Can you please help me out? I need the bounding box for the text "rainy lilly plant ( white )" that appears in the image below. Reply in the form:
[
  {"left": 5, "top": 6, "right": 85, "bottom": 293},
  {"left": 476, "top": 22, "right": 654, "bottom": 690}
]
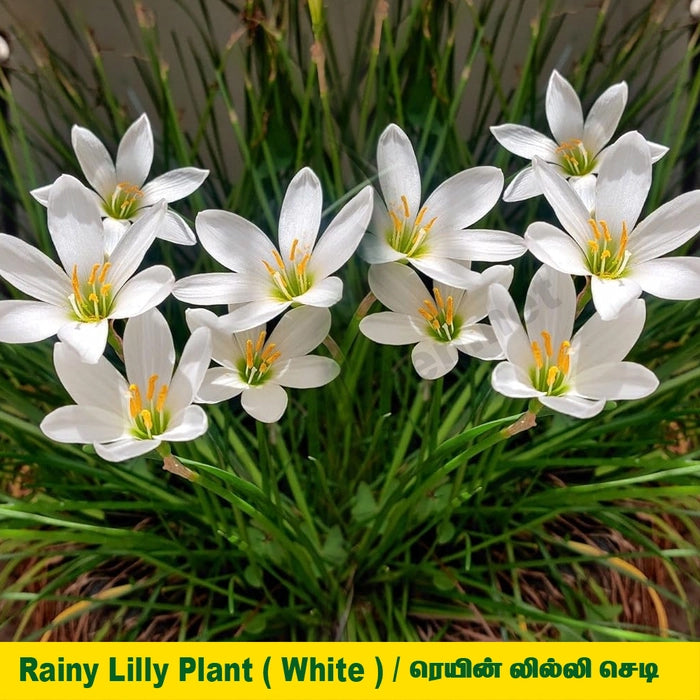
[
  {"left": 173, "top": 167, "right": 373, "bottom": 332},
  {"left": 359, "top": 262, "right": 510, "bottom": 379},
  {"left": 186, "top": 305, "right": 339, "bottom": 423},
  {"left": 0, "top": 175, "right": 174, "bottom": 363},
  {"left": 526, "top": 131, "right": 700, "bottom": 320},
  {"left": 31, "top": 114, "right": 209, "bottom": 251},
  {"left": 40, "top": 308, "right": 212, "bottom": 462},
  {"left": 491, "top": 69, "right": 667, "bottom": 202},
  {"left": 361, "top": 123, "right": 526, "bottom": 288},
  {"left": 487, "top": 265, "right": 659, "bottom": 418}
]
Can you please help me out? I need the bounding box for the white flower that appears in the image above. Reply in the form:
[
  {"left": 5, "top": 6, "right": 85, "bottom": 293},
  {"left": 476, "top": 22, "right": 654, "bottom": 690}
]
[
  {"left": 361, "top": 123, "right": 526, "bottom": 288},
  {"left": 359, "top": 262, "right": 510, "bottom": 379},
  {"left": 488, "top": 265, "right": 658, "bottom": 418},
  {"left": 491, "top": 70, "right": 668, "bottom": 202},
  {"left": 0, "top": 175, "right": 174, "bottom": 363},
  {"left": 173, "top": 167, "right": 373, "bottom": 331},
  {"left": 186, "top": 305, "right": 339, "bottom": 423},
  {"left": 40, "top": 308, "right": 211, "bottom": 462},
  {"left": 525, "top": 131, "right": 700, "bottom": 320},
  {"left": 31, "top": 114, "right": 208, "bottom": 250}
]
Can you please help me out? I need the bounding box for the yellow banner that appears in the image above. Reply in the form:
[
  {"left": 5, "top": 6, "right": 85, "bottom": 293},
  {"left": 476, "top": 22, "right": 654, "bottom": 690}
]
[{"left": 0, "top": 642, "right": 698, "bottom": 700}]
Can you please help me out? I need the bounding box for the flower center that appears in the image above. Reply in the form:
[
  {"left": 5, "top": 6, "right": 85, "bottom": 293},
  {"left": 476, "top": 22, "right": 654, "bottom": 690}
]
[
  {"left": 129, "top": 374, "right": 170, "bottom": 439},
  {"left": 529, "top": 330, "right": 570, "bottom": 396},
  {"left": 262, "top": 239, "right": 312, "bottom": 301},
  {"left": 585, "top": 218, "right": 630, "bottom": 279},
  {"left": 68, "top": 261, "right": 114, "bottom": 322},
  {"left": 387, "top": 195, "right": 436, "bottom": 257},
  {"left": 238, "top": 330, "right": 281, "bottom": 386},
  {"left": 556, "top": 139, "right": 595, "bottom": 177},
  {"left": 104, "top": 181, "right": 144, "bottom": 220},
  {"left": 417, "top": 286, "right": 460, "bottom": 342}
]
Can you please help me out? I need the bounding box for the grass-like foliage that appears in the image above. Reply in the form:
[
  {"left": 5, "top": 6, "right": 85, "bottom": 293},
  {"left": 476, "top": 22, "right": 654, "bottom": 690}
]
[{"left": 0, "top": 0, "right": 698, "bottom": 641}]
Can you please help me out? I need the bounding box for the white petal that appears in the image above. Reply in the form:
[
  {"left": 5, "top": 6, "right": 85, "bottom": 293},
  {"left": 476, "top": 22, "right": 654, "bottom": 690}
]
[
  {"left": 269, "top": 305, "right": 331, "bottom": 358},
  {"left": 524, "top": 265, "right": 576, "bottom": 350},
  {"left": 524, "top": 222, "right": 590, "bottom": 276},
  {"left": 108, "top": 203, "right": 166, "bottom": 290},
  {"left": 546, "top": 70, "right": 584, "bottom": 144},
  {"left": 422, "top": 166, "right": 503, "bottom": 230},
  {"left": 491, "top": 361, "right": 539, "bottom": 398},
  {"left": 503, "top": 167, "right": 543, "bottom": 202},
  {"left": 377, "top": 124, "right": 422, "bottom": 220},
  {"left": 30, "top": 183, "right": 53, "bottom": 206},
  {"left": 168, "top": 327, "right": 212, "bottom": 411},
  {"left": 278, "top": 167, "right": 323, "bottom": 256},
  {"left": 275, "top": 356, "right": 339, "bottom": 388},
  {"left": 103, "top": 217, "right": 130, "bottom": 254},
  {"left": 629, "top": 257, "right": 700, "bottom": 301},
  {"left": 95, "top": 438, "right": 161, "bottom": 462},
  {"left": 41, "top": 405, "right": 125, "bottom": 443},
  {"left": 309, "top": 186, "right": 373, "bottom": 277},
  {"left": 595, "top": 131, "right": 651, "bottom": 232},
  {"left": 115, "top": 114, "right": 153, "bottom": 187},
  {"left": 488, "top": 285, "right": 532, "bottom": 369},
  {"left": 110, "top": 265, "right": 174, "bottom": 319},
  {"left": 627, "top": 191, "right": 700, "bottom": 263},
  {"left": 220, "top": 299, "right": 290, "bottom": 332},
  {"left": 533, "top": 159, "right": 592, "bottom": 248},
  {"left": 360, "top": 231, "right": 404, "bottom": 264},
  {"left": 411, "top": 256, "right": 483, "bottom": 288},
  {"left": 53, "top": 341, "right": 129, "bottom": 412},
  {"left": 173, "top": 272, "right": 269, "bottom": 306},
  {"left": 71, "top": 124, "right": 116, "bottom": 198},
  {"left": 0, "top": 234, "right": 70, "bottom": 304},
  {"left": 583, "top": 81, "right": 627, "bottom": 154},
  {"left": 368, "top": 262, "right": 429, "bottom": 315},
  {"left": 430, "top": 228, "right": 526, "bottom": 262},
  {"left": 57, "top": 319, "right": 109, "bottom": 364},
  {"left": 411, "top": 340, "right": 459, "bottom": 379},
  {"left": 490, "top": 124, "right": 559, "bottom": 160},
  {"left": 196, "top": 367, "right": 245, "bottom": 403},
  {"left": 453, "top": 264, "right": 514, "bottom": 324},
  {"left": 574, "top": 362, "right": 658, "bottom": 400},
  {"left": 185, "top": 309, "right": 236, "bottom": 366},
  {"left": 195, "top": 209, "right": 276, "bottom": 272},
  {"left": 569, "top": 174, "right": 596, "bottom": 215},
  {"left": 648, "top": 141, "right": 669, "bottom": 162},
  {"left": 141, "top": 167, "right": 208, "bottom": 204},
  {"left": 160, "top": 405, "right": 209, "bottom": 441},
  {"left": 293, "top": 276, "right": 343, "bottom": 307},
  {"left": 0, "top": 300, "right": 68, "bottom": 343},
  {"left": 590, "top": 275, "right": 642, "bottom": 321},
  {"left": 47, "top": 174, "right": 105, "bottom": 274},
  {"left": 539, "top": 394, "right": 604, "bottom": 418},
  {"left": 241, "top": 383, "right": 288, "bottom": 423},
  {"left": 158, "top": 210, "right": 196, "bottom": 245},
  {"left": 123, "top": 308, "right": 175, "bottom": 390},
  {"left": 359, "top": 312, "right": 424, "bottom": 345},
  {"left": 455, "top": 324, "right": 504, "bottom": 360},
  {"left": 571, "top": 299, "right": 645, "bottom": 369}
]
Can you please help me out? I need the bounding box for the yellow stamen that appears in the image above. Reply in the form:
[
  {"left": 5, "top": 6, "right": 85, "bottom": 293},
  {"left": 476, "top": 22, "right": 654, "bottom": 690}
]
[
  {"left": 262, "top": 259, "right": 276, "bottom": 275},
  {"left": 600, "top": 220, "right": 611, "bottom": 242},
  {"left": 616, "top": 221, "right": 629, "bottom": 260},
  {"left": 98, "top": 262, "right": 111, "bottom": 284},
  {"left": 587, "top": 240, "right": 599, "bottom": 252},
  {"left": 87, "top": 263, "right": 101, "bottom": 285},
  {"left": 547, "top": 366, "right": 560, "bottom": 387},
  {"left": 129, "top": 384, "right": 142, "bottom": 417},
  {"left": 266, "top": 351, "right": 281, "bottom": 365},
  {"left": 88, "top": 292, "right": 99, "bottom": 304},
  {"left": 424, "top": 216, "right": 438, "bottom": 231},
  {"left": 541, "top": 330, "right": 553, "bottom": 358},
  {"left": 389, "top": 210, "right": 403, "bottom": 231},
  {"left": 296, "top": 252, "right": 311, "bottom": 276},
  {"left": 259, "top": 362, "right": 268, "bottom": 374},
  {"left": 100, "top": 284, "right": 112, "bottom": 298},
  {"left": 601, "top": 249, "right": 611, "bottom": 260},
  {"left": 261, "top": 342, "right": 277, "bottom": 361},
  {"left": 289, "top": 238, "right": 299, "bottom": 261},
  {"left": 418, "top": 307, "right": 434, "bottom": 322},
  {"left": 557, "top": 340, "right": 571, "bottom": 375},
  {"left": 156, "top": 385, "right": 168, "bottom": 413},
  {"left": 531, "top": 341, "right": 543, "bottom": 369},
  {"left": 433, "top": 286, "right": 444, "bottom": 310},
  {"left": 588, "top": 219, "right": 601, "bottom": 240},
  {"left": 246, "top": 339, "right": 254, "bottom": 369},
  {"left": 401, "top": 194, "right": 410, "bottom": 219},
  {"left": 71, "top": 265, "right": 83, "bottom": 302},
  {"left": 140, "top": 409, "right": 153, "bottom": 431},
  {"left": 414, "top": 206, "right": 427, "bottom": 229},
  {"left": 423, "top": 299, "right": 438, "bottom": 317},
  {"left": 445, "top": 296, "right": 454, "bottom": 325},
  {"left": 431, "top": 319, "right": 440, "bottom": 330},
  {"left": 255, "top": 330, "right": 267, "bottom": 353},
  {"left": 272, "top": 249, "right": 285, "bottom": 270},
  {"left": 147, "top": 374, "right": 159, "bottom": 401}
]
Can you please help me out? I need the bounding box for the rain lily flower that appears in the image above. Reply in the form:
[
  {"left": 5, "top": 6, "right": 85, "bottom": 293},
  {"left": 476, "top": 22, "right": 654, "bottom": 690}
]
[
  {"left": 186, "top": 305, "right": 339, "bottom": 423},
  {"left": 491, "top": 70, "right": 667, "bottom": 202},
  {"left": 359, "top": 262, "right": 510, "bottom": 379},
  {"left": 31, "top": 113, "right": 208, "bottom": 250},
  {"left": 40, "top": 308, "right": 211, "bottom": 462},
  {"left": 525, "top": 131, "right": 700, "bottom": 320},
  {"left": 173, "top": 167, "right": 373, "bottom": 331},
  {"left": 361, "top": 123, "right": 526, "bottom": 288},
  {"left": 488, "top": 265, "right": 658, "bottom": 418},
  {"left": 0, "top": 175, "right": 174, "bottom": 363}
]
